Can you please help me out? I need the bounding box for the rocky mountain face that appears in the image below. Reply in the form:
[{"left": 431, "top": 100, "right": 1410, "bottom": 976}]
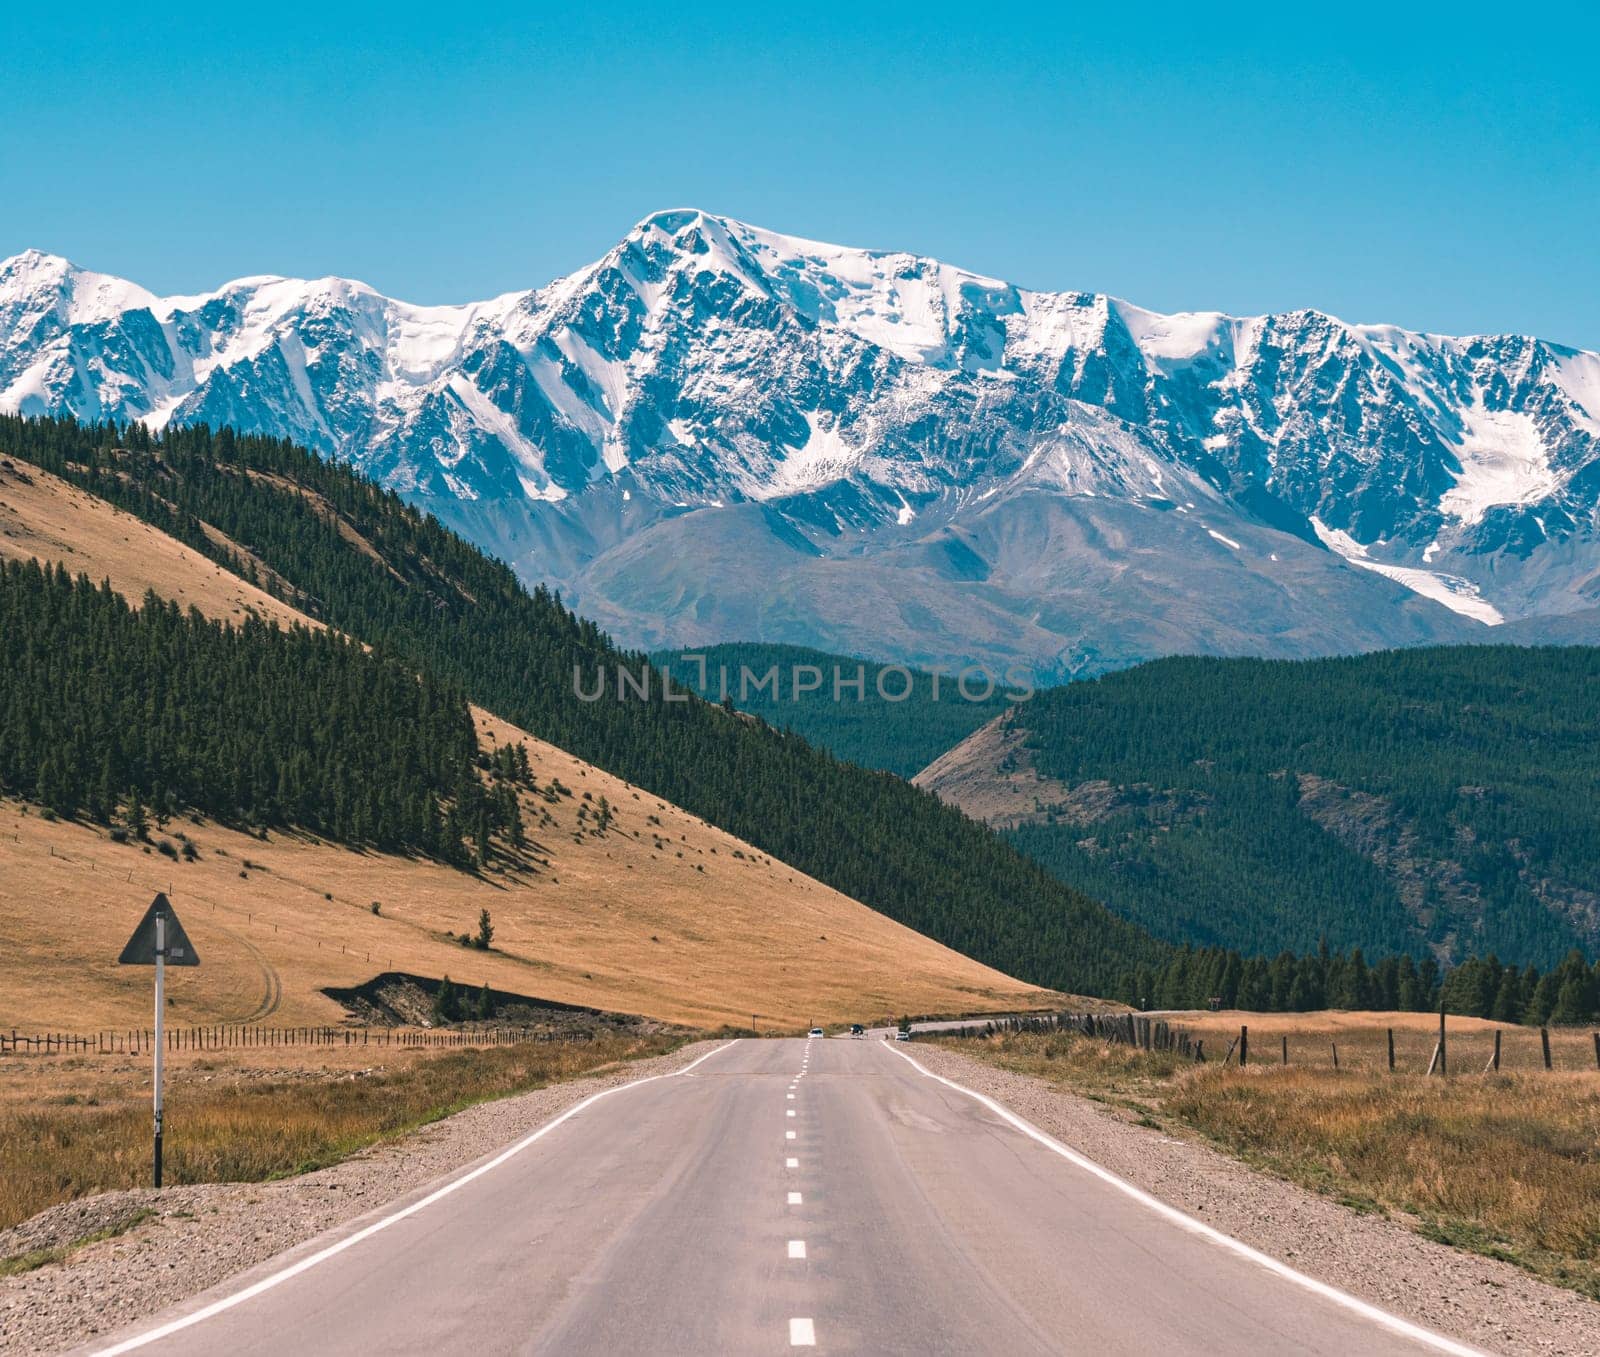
[{"left": 5, "top": 212, "right": 1599, "bottom": 678}]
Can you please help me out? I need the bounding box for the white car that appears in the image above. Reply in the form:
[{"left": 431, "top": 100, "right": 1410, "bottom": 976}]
[
  {"left": 808, "top": 1027, "right": 825, "bottom": 1038},
  {"left": 894, "top": 1029, "right": 911, "bottom": 1041}
]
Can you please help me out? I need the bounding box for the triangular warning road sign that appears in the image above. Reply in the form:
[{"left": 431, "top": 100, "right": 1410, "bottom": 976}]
[{"left": 117, "top": 893, "right": 200, "bottom": 966}]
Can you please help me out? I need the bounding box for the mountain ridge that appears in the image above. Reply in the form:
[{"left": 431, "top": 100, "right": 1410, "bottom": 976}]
[{"left": 6, "top": 213, "right": 1600, "bottom": 676}]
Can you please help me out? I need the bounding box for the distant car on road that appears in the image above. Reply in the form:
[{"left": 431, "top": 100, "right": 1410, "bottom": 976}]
[
  {"left": 808, "top": 1027, "right": 825, "bottom": 1038},
  {"left": 850, "top": 1024, "right": 865, "bottom": 1038},
  {"left": 894, "top": 1029, "right": 911, "bottom": 1041}
]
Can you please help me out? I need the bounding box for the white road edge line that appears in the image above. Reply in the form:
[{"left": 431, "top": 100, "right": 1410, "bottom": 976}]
[
  {"left": 790, "top": 1317, "right": 816, "bottom": 1346},
  {"left": 91, "top": 1040, "right": 739, "bottom": 1357},
  {"left": 884, "top": 1044, "right": 1490, "bottom": 1357}
]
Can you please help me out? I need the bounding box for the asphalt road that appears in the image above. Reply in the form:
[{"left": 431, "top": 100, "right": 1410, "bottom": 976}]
[{"left": 88, "top": 1037, "right": 1482, "bottom": 1357}]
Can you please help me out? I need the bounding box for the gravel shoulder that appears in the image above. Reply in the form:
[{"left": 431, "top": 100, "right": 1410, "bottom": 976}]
[
  {"left": 0, "top": 1040, "right": 718, "bottom": 1356},
  {"left": 911, "top": 1041, "right": 1600, "bottom": 1357}
]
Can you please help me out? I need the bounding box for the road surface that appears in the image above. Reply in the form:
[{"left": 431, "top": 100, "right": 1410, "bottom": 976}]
[{"left": 87, "top": 1037, "right": 1483, "bottom": 1356}]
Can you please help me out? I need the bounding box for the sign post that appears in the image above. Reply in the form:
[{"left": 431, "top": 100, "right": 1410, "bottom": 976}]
[{"left": 118, "top": 893, "right": 199, "bottom": 1187}]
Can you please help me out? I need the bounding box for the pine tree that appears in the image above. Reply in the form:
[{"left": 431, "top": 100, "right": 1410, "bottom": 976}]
[
  {"left": 432, "top": 975, "right": 458, "bottom": 1025},
  {"left": 124, "top": 793, "right": 149, "bottom": 842}
]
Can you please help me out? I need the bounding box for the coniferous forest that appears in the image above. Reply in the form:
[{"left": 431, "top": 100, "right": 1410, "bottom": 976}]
[
  {"left": 650, "top": 642, "right": 1011, "bottom": 777},
  {"left": 1004, "top": 649, "right": 1600, "bottom": 968},
  {"left": 1135, "top": 941, "right": 1600, "bottom": 1025},
  {"left": 0, "top": 557, "right": 523, "bottom": 866}
]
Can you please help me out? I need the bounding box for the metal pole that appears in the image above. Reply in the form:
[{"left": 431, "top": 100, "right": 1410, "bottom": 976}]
[{"left": 154, "top": 909, "right": 165, "bottom": 1188}]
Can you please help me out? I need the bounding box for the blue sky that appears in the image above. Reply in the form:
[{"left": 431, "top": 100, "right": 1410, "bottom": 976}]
[{"left": 5, "top": 3, "right": 1597, "bottom": 347}]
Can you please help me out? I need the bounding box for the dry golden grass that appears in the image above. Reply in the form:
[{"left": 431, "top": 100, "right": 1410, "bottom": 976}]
[
  {"left": 0, "top": 463, "right": 1054, "bottom": 1034},
  {"left": 0, "top": 1033, "right": 682, "bottom": 1233},
  {"left": 0, "top": 462, "right": 311, "bottom": 630},
  {"left": 941, "top": 1026, "right": 1600, "bottom": 1299}
]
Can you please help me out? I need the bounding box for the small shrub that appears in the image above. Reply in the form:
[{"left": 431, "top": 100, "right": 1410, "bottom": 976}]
[{"left": 156, "top": 840, "right": 178, "bottom": 860}]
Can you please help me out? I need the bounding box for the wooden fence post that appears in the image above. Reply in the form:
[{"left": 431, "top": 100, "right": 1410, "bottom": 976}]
[
  {"left": 1239, "top": 1025, "right": 1248, "bottom": 1067},
  {"left": 1281, "top": 1035, "right": 1288, "bottom": 1065},
  {"left": 1593, "top": 1032, "right": 1600, "bottom": 1071},
  {"left": 1438, "top": 1003, "right": 1447, "bottom": 1077},
  {"left": 1331, "top": 1042, "right": 1339, "bottom": 1070},
  {"left": 1387, "top": 1027, "right": 1395, "bottom": 1073},
  {"left": 1541, "top": 1027, "right": 1552, "bottom": 1071},
  {"left": 1491, "top": 1028, "right": 1501, "bottom": 1073}
]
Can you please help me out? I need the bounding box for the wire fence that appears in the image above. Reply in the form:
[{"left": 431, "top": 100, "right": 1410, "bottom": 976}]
[
  {"left": 1, "top": 1024, "right": 598, "bottom": 1056},
  {"left": 976, "top": 1011, "right": 1600, "bottom": 1074}
]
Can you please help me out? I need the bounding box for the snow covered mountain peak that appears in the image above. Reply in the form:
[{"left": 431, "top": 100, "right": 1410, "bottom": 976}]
[{"left": 3, "top": 218, "right": 1600, "bottom": 672}]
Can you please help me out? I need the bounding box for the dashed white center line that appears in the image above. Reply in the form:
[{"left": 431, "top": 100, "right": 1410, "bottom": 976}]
[
  {"left": 786, "top": 1157, "right": 799, "bottom": 1168},
  {"left": 788, "top": 1191, "right": 803, "bottom": 1205},
  {"left": 786, "top": 1130, "right": 796, "bottom": 1140},
  {"left": 790, "top": 1317, "right": 816, "bottom": 1347},
  {"left": 788, "top": 1239, "right": 807, "bottom": 1259},
  {"left": 787, "top": 1093, "right": 795, "bottom": 1099},
  {"left": 787, "top": 1109, "right": 796, "bottom": 1117}
]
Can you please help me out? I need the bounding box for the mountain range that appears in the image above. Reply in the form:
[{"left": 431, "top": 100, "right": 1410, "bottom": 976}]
[{"left": 6, "top": 211, "right": 1600, "bottom": 678}]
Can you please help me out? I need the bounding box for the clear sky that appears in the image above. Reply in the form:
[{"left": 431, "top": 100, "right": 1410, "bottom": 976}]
[{"left": 5, "top": 3, "right": 1597, "bottom": 347}]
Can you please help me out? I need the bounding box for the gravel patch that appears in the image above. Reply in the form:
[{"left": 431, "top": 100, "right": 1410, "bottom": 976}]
[
  {"left": 0, "top": 1040, "right": 717, "bottom": 1356},
  {"left": 910, "top": 1042, "right": 1600, "bottom": 1356}
]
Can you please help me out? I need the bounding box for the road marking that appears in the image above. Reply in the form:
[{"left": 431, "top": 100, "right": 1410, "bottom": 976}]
[
  {"left": 788, "top": 1191, "right": 803, "bottom": 1204},
  {"left": 786, "top": 1130, "right": 796, "bottom": 1139},
  {"left": 787, "top": 1109, "right": 796, "bottom": 1117},
  {"left": 790, "top": 1317, "right": 816, "bottom": 1346},
  {"left": 788, "top": 1239, "right": 807, "bottom": 1259},
  {"left": 787, "top": 1093, "right": 795, "bottom": 1099},
  {"left": 89, "top": 1040, "right": 739, "bottom": 1356},
  {"left": 786, "top": 1157, "right": 799, "bottom": 1168},
  {"left": 883, "top": 1044, "right": 1489, "bottom": 1357}
]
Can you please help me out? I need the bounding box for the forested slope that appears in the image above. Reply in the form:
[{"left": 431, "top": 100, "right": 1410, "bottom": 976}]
[
  {"left": 0, "top": 557, "right": 523, "bottom": 864},
  {"left": 988, "top": 649, "right": 1600, "bottom": 968},
  {"left": 650, "top": 642, "right": 1010, "bottom": 777},
  {"left": 1, "top": 415, "right": 1160, "bottom": 999}
]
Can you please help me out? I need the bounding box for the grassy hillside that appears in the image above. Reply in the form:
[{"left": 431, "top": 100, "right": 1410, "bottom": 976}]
[
  {"left": 1, "top": 416, "right": 1159, "bottom": 999},
  {"left": 650, "top": 642, "right": 1011, "bottom": 776},
  {"left": 922, "top": 649, "right": 1600, "bottom": 968},
  {"left": 0, "top": 461, "right": 1052, "bottom": 1030}
]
